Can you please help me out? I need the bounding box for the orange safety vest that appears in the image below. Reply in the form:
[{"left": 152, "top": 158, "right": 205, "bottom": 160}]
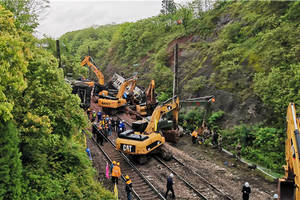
[
  {"left": 112, "top": 165, "right": 121, "bottom": 177},
  {"left": 192, "top": 131, "right": 198, "bottom": 137}
]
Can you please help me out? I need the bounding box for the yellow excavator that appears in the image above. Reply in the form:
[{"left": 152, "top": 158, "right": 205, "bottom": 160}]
[
  {"left": 116, "top": 96, "right": 179, "bottom": 163},
  {"left": 98, "top": 77, "right": 137, "bottom": 111},
  {"left": 279, "top": 103, "right": 300, "bottom": 200},
  {"left": 136, "top": 80, "right": 157, "bottom": 116},
  {"left": 81, "top": 56, "right": 108, "bottom": 96}
]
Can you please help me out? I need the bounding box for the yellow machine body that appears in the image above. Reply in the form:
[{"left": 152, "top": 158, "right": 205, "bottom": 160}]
[
  {"left": 136, "top": 104, "right": 147, "bottom": 116},
  {"left": 116, "top": 132, "right": 165, "bottom": 155},
  {"left": 116, "top": 97, "right": 179, "bottom": 155},
  {"left": 279, "top": 103, "right": 300, "bottom": 200},
  {"left": 97, "top": 78, "right": 136, "bottom": 109},
  {"left": 99, "top": 90, "right": 108, "bottom": 96},
  {"left": 98, "top": 98, "right": 127, "bottom": 108}
]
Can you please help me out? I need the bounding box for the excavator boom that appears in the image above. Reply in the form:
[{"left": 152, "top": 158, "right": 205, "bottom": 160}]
[
  {"left": 116, "top": 78, "right": 137, "bottom": 99},
  {"left": 279, "top": 103, "right": 300, "bottom": 200},
  {"left": 136, "top": 79, "right": 157, "bottom": 116},
  {"left": 145, "top": 96, "right": 179, "bottom": 133},
  {"left": 81, "top": 56, "right": 105, "bottom": 86}
]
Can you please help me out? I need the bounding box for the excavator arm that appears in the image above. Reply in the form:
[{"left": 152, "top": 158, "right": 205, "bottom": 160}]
[
  {"left": 81, "top": 56, "right": 105, "bottom": 86},
  {"left": 279, "top": 103, "right": 300, "bottom": 200},
  {"left": 144, "top": 96, "right": 179, "bottom": 134},
  {"left": 146, "top": 80, "right": 156, "bottom": 106},
  {"left": 116, "top": 78, "right": 137, "bottom": 99}
]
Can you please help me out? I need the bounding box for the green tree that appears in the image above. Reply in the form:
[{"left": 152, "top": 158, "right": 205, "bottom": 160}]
[
  {"left": 0, "top": 0, "right": 49, "bottom": 31},
  {"left": 161, "top": 0, "right": 176, "bottom": 14},
  {"left": 0, "top": 120, "right": 22, "bottom": 200}
]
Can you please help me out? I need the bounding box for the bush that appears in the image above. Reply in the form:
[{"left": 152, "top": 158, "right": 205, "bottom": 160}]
[{"left": 220, "top": 124, "right": 285, "bottom": 173}]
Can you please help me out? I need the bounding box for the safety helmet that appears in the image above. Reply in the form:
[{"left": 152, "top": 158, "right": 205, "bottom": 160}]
[
  {"left": 112, "top": 161, "right": 116, "bottom": 165},
  {"left": 125, "top": 175, "right": 130, "bottom": 179},
  {"left": 273, "top": 194, "right": 278, "bottom": 199},
  {"left": 117, "top": 162, "right": 120, "bottom": 166},
  {"left": 245, "top": 182, "right": 249, "bottom": 187},
  {"left": 170, "top": 173, "right": 174, "bottom": 178}
]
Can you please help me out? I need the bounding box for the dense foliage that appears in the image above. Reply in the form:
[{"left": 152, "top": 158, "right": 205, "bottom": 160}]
[
  {"left": 50, "top": 1, "right": 300, "bottom": 172},
  {"left": 0, "top": 5, "right": 113, "bottom": 200}
]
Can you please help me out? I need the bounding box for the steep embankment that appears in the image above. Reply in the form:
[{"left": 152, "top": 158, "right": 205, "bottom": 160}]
[{"left": 57, "top": 1, "right": 300, "bottom": 172}]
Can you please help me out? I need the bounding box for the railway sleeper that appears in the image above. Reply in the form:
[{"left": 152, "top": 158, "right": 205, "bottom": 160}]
[{"left": 135, "top": 186, "right": 154, "bottom": 192}]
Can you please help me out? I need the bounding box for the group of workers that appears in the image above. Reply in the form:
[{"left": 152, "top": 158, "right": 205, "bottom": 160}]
[
  {"left": 110, "top": 159, "right": 176, "bottom": 200},
  {"left": 88, "top": 109, "right": 278, "bottom": 200},
  {"left": 90, "top": 108, "right": 127, "bottom": 145},
  {"left": 191, "top": 123, "right": 220, "bottom": 148}
]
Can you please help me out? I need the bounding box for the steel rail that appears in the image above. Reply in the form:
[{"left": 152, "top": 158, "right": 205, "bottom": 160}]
[
  {"left": 172, "top": 155, "right": 234, "bottom": 200},
  {"left": 84, "top": 129, "right": 141, "bottom": 199},
  {"left": 90, "top": 125, "right": 166, "bottom": 200},
  {"left": 154, "top": 156, "right": 208, "bottom": 200}
]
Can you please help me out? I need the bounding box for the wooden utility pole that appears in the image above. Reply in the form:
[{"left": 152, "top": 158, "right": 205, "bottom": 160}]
[
  {"left": 56, "top": 40, "right": 62, "bottom": 68},
  {"left": 173, "top": 43, "right": 178, "bottom": 98},
  {"left": 88, "top": 46, "right": 91, "bottom": 80}
]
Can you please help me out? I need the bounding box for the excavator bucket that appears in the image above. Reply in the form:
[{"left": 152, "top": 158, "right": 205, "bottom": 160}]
[
  {"left": 278, "top": 179, "right": 295, "bottom": 200},
  {"left": 162, "top": 129, "right": 180, "bottom": 143}
]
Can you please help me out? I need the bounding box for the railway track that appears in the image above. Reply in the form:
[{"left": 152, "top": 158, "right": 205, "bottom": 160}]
[
  {"left": 110, "top": 114, "right": 235, "bottom": 200},
  {"left": 89, "top": 99, "right": 235, "bottom": 199},
  {"left": 89, "top": 126, "right": 165, "bottom": 200},
  {"left": 157, "top": 155, "right": 234, "bottom": 200}
]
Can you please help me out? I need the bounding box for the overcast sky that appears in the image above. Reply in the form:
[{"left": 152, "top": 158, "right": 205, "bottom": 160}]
[{"left": 36, "top": 0, "right": 186, "bottom": 39}]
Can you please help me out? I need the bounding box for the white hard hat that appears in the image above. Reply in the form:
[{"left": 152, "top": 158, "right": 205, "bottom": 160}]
[
  {"left": 273, "top": 194, "right": 278, "bottom": 199},
  {"left": 245, "top": 182, "right": 249, "bottom": 187},
  {"left": 170, "top": 173, "right": 174, "bottom": 178}
]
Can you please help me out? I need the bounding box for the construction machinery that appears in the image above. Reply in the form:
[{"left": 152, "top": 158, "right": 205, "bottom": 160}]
[
  {"left": 116, "top": 96, "right": 179, "bottom": 163},
  {"left": 98, "top": 77, "right": 137, "bottom": 111},
  {"left": 111, "top": 73, "right": 144, "bottom": 100},
  {"left": 81, "top": 56, "right": 108, "bottom": 96},
  {"left": 136, "top": 80, "right": 157, "bottom": 116},
  {"left": 279, "top": 103, "right": 300, "bottom": 200}
]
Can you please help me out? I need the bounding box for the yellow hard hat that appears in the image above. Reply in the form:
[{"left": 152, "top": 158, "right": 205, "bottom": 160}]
[
  {"left": 117, "top": 162, "right": 120, "bottom": 166},
  {"left": 112, "top": 161, "right": 116, "bottom": 165},
  {"left": 125, "top": 175, "right": 129, "bottom": 179}
]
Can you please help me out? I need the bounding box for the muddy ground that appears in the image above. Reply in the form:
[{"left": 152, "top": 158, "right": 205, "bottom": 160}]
[{"left": 168, "top": 135, "right": 278, "bottom": 199}]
